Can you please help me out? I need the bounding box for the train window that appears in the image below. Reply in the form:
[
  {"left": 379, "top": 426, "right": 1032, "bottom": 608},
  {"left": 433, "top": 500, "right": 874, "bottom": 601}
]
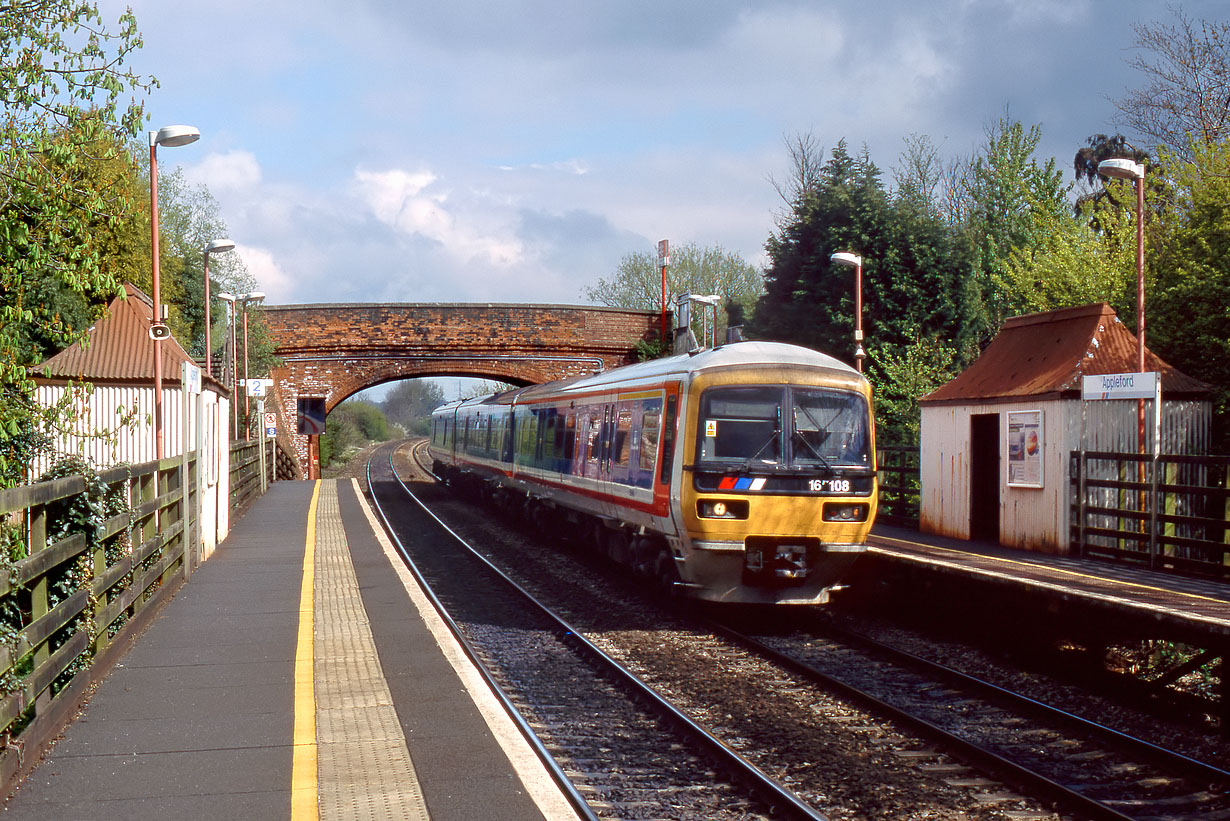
[
  {"left": 791, "top": 389, "right": 870, "bottom": 467},
  {"left": 659, "top": 394, "right": 677, "bottom": 485},
  {"left": 613, "top": 406, "right": 633, "bottom": 468},
  {"left": 563, "top": 412, "right": 576, "bottom": 466},
  {"left": 639, "top": 398, "right": 661, "bottom": 473},
  {"left": 697, "top": 386, "right": 781, "bottom": 464},
  {"left": 584, "top": 413, "right": 602, "bottom": 472}
]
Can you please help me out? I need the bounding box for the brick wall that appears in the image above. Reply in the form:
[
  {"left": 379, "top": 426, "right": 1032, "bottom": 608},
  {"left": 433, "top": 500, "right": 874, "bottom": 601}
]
[{"left": 264, "top": 303, "right": 662, "bottom": 476}]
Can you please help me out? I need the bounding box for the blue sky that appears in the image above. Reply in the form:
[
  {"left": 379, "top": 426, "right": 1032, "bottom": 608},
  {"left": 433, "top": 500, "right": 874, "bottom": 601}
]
[{"left": 100, "top": 1, "right": 1222, "bottom": 314}]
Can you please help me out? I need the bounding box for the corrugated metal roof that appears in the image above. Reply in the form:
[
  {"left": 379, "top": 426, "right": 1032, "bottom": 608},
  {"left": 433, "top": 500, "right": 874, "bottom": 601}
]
[
  {"left": 33, "top": 283, "right": 224, "bottom": 391},
  {"left": 921, "top": 302, "right": 1211, "bottom": 405}
]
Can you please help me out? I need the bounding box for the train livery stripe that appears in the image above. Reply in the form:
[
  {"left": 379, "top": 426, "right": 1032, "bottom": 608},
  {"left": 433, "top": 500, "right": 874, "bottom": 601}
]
[{"left": 718, "top": 477, "right": 766, "bottom": 491}]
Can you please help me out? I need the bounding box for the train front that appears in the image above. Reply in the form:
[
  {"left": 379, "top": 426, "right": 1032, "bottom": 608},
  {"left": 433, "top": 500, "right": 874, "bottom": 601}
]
[{"left": 675, "top": 355, "right": 876, "bottom": 605}]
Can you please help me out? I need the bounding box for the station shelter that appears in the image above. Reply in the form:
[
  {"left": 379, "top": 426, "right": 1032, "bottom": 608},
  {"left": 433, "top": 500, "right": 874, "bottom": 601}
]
[
  {"left": 917, "top": 303, "right": 1211, "bottom": 555},
  {"left": 30, "top": 283, "right": 233, "bottom": 557}
]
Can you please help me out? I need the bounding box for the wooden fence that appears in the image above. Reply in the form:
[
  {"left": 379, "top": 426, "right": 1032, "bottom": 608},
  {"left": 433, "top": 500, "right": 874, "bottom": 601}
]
[
  {"left": 876, "top": 445, "right": 921, "bottom": 529},
  {"left": 1070, "top": 450, "right": 1230, "bottom": 580},
  {"left": 0, "top": 455, "right": 198, "bottom": 786},
  {"left": 0, "top": 443, "right": 276, "bottom": 790},
  {"left": 230, "top": 438, "right": 275, "bottom": 516}
]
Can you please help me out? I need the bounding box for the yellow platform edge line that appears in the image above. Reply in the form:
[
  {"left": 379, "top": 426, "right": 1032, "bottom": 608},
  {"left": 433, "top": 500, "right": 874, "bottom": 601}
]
[
  {"left": 870, "top": 534, "right": 1229, "bottom": 606},
  {"left": 291, "top": 480, "right": 321, "bottom": 820}
]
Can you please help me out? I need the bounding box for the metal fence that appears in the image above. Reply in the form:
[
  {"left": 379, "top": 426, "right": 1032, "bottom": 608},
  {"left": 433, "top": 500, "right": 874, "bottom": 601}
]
[
  {"left": 876, "top": 445, "right": 921, "bottom": 529},
  {"left": 1070, "top": 450, "right": 1229, "bottom": 580}
]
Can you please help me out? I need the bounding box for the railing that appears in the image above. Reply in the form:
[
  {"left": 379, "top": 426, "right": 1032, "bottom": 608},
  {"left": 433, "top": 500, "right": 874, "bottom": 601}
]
[
  {"left": 876, "top": 445, "right": 921, "bottom": 529},
  {"left": 1070, "top": 450, "right": 1229, "bottom": 580},
  {"left": 0, "top": 455, "right": 196, "bottom": 785},
  {"left": 229, "top": 438, "right": 274, "bottom": 516}
]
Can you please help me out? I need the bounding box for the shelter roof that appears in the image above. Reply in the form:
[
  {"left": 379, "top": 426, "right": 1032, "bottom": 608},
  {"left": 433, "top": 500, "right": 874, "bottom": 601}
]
[
  {"left": 32, "top": 283, "right": 224, "bottom": 392},
  {"left": 920, "top": 303, "right": 1211, "bottom": 406}
]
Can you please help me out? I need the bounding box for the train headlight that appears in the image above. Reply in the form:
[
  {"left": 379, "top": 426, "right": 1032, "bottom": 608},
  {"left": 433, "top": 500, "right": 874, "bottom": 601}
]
[
  {"left": 822, "top": 502, "right": 869, "bottom": 523},
  {"left": 698, "top": 499, "right": 748, "bottom": 519}
]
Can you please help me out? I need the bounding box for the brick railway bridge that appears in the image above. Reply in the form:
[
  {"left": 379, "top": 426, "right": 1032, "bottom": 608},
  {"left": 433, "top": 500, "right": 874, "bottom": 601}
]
[{"left": 263, "top": 302, "right": 661, "bottom": 476}]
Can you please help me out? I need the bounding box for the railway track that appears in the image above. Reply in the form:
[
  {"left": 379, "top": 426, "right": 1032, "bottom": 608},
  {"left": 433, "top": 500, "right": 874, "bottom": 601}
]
[
  {"left": 718, "top": 621, "right": 1230, "bottom": 820},
  {"left": 373, "top": 438, "right": 1227, "bottom": 819},
  {"left": 367, "top": 441, "right": 822, "bottom": 820}
]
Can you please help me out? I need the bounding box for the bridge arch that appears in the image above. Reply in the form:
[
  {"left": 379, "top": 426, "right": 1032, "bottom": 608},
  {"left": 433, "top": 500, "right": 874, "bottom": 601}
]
[{"left": 263, "top": 302, "right": 660, "bottom": 476}]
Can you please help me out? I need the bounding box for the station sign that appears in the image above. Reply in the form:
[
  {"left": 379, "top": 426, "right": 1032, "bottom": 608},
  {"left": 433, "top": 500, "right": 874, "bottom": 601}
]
[
  {"left": 181, "top": 363, "right": 202, "bottom": 395},
  {"left": 242, "top": 378, "right": 274, "bottom": 397},
  {"left": 1081, "top": 371, "right": 1160, "bottom": 401}
]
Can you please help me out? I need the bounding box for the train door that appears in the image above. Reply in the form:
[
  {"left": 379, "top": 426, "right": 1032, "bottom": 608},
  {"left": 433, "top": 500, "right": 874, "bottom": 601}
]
[{"left": 970, "top": 413, "right": 1000, "bottom": 542}]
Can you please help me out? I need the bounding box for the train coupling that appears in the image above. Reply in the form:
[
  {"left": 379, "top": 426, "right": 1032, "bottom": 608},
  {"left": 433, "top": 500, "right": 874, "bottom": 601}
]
[{"left": 744, "top": 539, "right": 814, "bottom": 583}]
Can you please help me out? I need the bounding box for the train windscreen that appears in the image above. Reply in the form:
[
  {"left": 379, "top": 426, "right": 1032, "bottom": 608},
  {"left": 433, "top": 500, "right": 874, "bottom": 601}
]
[{"left": 696, "top": 386, "right": 869, "bottom": 469}]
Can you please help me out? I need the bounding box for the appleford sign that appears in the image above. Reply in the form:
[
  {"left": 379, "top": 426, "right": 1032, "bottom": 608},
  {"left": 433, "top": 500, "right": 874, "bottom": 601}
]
[{"left": 1081, "top": 371, "right": 1160, "bottom": 401}]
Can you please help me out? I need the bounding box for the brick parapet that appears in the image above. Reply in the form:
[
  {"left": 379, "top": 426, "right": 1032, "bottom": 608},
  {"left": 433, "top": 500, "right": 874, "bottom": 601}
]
[{"left": 265, "top": 303, "right": 661, "bottom": 476}]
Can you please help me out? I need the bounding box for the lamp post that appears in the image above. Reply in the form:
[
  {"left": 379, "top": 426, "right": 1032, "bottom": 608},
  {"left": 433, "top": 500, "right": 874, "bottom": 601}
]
[
  {"left": 830, "top": 252, "right": 865, "bottom": 373},
  {"left": 238, "top": 292, "right": 265, "bottom": 441},
  {"left": 202, "top": 239, "right": 236, "bottom": 378},
  {"left": 1097, "top": 158, "right": 1147, "bottom": 450},
  {"left": 217, "top": 292, "right": 237, "bottom": 438},
  {"left": 149, "top": 125, "right": 201, "bottom": 460}
]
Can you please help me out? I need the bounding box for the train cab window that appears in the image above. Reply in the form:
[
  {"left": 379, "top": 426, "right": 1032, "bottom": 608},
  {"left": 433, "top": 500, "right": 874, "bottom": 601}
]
[
  {"left": 791, "top": 389, "right": 870, "bottom": 468},
  {"left": 697, "top": 386, "right": 781, "bottom": 464}
]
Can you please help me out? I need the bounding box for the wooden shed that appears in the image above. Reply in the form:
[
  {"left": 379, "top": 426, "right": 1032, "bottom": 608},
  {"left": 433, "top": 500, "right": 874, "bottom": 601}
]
[
  {"left": 918, "top": 303, "right": 1211, "bottom": 554},
  {"left": 31, "top": 284, "right": 233, "bottom": 557}
]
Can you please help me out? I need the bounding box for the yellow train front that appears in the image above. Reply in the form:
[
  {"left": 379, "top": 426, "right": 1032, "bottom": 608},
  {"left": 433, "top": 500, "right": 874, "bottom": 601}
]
[
  {"left": 428, "top": 341, "right": 876, "bottom": 606},
  {"left": 670, "top": 345, "right": 876, "bottom": 604}
]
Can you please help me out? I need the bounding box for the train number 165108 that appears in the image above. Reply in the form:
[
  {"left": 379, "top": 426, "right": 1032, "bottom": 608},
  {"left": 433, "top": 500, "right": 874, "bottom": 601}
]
[{"left": 809, "top": 478, "right": 851, "bottom": 493}]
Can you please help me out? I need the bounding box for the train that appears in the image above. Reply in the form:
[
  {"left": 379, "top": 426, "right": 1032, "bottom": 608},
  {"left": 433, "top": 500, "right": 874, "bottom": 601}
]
[{"left": 427, "top": 339, "right": 876, "bottom": 605}]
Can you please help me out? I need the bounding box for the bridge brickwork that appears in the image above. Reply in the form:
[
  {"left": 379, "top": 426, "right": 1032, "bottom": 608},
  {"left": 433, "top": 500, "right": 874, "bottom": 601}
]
[{"left": 263, "top": 302, "right": 661, "bottom": 475}]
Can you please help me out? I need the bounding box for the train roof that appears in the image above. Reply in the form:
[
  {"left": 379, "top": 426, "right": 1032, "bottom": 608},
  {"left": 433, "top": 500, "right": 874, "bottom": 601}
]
[{"left": 432, "top": 341, "right": 861, "bottom": 413}]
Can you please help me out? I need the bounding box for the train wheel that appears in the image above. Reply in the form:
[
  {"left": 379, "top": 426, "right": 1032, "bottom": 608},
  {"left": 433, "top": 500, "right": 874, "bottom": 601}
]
[{"left": 652, "top": 549, "right": 680, "bottom": 593}]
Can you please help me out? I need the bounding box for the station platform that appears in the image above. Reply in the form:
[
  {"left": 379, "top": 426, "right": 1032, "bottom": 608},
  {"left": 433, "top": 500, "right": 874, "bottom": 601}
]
[
  {"left": 864, "top": 524, "right": 1230, "bottom": 646},
  {"left": 0, "top": 480, "right": 579, "bottom": 821}
]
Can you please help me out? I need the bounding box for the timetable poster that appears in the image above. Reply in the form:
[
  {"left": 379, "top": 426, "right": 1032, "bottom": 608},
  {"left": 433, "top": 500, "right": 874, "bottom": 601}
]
[{"left": 1007, "top": 410, "right": 1043, "bottom": 487}]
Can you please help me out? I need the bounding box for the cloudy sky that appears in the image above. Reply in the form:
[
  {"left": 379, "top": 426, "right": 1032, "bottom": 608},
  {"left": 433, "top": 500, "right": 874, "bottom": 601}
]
[{"left": 100, "top": 1, "right": 1221, "bottom": 310}]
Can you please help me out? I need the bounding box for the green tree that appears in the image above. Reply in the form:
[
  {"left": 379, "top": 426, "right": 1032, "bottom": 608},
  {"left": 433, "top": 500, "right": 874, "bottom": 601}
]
[
  {"left": 751, "top": 138, "right": 973, "bottom": 444},
  {"left": 1149, "top": 141, "right": 1230, "bottom": 451},
  {"left": 382, "top": 379, "right": 446, "bottom": 436},
  {"left": 958, "top": 117, "right": 1069, "bottom": 345},
  {"left": 320, "top": 400, "right": 390, "bottom": 468},
  {"left": 584, "top": 241, "right": 763, "bottom": 348},
  {"left": 0, "top": 2, "right": 152, "bottom": 486}
]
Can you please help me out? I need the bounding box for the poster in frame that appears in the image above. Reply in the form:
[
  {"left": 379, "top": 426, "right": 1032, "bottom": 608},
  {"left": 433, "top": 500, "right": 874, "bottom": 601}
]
[{"left": 1006, "top": 409, "right": 1043, "bottom": 488}]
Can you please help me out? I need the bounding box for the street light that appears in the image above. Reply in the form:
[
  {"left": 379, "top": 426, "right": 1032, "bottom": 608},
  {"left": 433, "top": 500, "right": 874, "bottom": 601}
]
[
  {"left": 830, "top": 252, "right": 865, "bottom": 373},
  {"left": 202, "top": 239, "right": 236, "bottom": 378},
  {"left": 1098, "top": 157, "right": 1147, "bottom": 450},
  {"left": 149, "top": 124, "right": 200, "bottom": 461},
  {"left": 217, "top": 292, "right": 237, "bottom": 438},
  {"left": 238, "top": 292, "right": 265, "bottom": 441}
]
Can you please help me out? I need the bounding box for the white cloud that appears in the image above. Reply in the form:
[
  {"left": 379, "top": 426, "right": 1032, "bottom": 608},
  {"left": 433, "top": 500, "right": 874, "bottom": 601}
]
[
  {"left": 181, "top": 150, "right": 263, "bottom": 195},
  {"left": 236, "top": 245, "right": 295, "bottom": 303},
  {"left": 352, "top": 168, "right": 524, "bottom": 267}
]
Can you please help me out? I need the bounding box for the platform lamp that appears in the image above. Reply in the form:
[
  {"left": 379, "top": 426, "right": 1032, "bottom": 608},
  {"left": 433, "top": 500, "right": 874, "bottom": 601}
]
[
  {"left": 202, "top": 239, "right": 236, "bottom": 379},
  {"left": 830, "top": 252, "right": 865, "bottom": 373},
  {"left": 239, "top": 292, "right": 265, "bottom": 441},
  {"left": 149, "top": 125, "right": 201, "bottom": 461},
  {"left": 1097, "top": 158, "right": 1147, "bottom": 452},
  {"left": 217, "top": 292, "right": 237, "bottom": 438}
]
